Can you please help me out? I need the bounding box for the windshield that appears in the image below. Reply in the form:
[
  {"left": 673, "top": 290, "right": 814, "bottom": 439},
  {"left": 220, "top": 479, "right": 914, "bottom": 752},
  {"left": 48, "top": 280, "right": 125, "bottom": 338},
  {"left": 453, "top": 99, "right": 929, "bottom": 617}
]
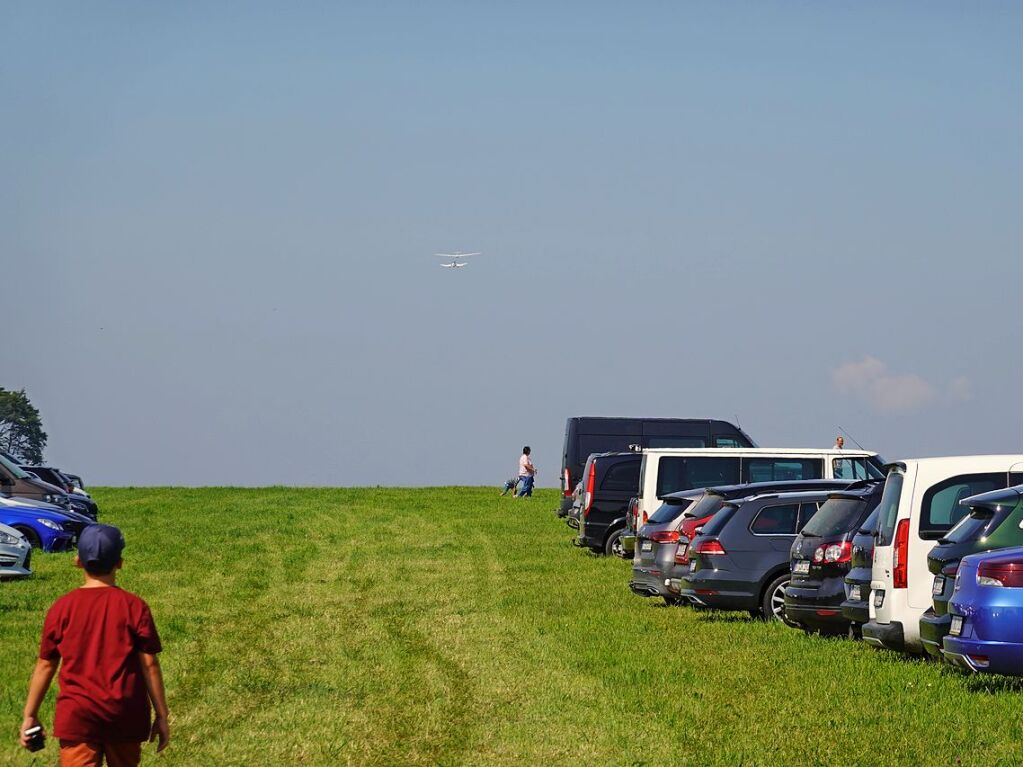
[
  {"left": 800, "top": 498, "right": 870, "bottom": 539},
  {"left": 942, "top": 504, "right": 1016, "bottom": 544},
  {"left": 700, "top": 503, "right": 739, "bottom": 537},
  {"left": 649, "top": 497, "right": 695, "bottom": 524},
  {"left": 0, "top": 453, "right": 30, "bottom": 479},
  {"left": 876, "top": 470, "right": 906, "bottom": 547}
]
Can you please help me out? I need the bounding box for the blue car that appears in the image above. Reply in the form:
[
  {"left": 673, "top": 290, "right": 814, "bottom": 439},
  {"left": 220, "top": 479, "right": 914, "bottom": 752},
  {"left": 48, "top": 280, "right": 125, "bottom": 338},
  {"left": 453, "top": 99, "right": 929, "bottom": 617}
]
[
  {"left": 944, "top": 546, "right": 1023, "bottom": 675},
  {"left": 0, "top": 497, "right": 82, "bottom": 552}
]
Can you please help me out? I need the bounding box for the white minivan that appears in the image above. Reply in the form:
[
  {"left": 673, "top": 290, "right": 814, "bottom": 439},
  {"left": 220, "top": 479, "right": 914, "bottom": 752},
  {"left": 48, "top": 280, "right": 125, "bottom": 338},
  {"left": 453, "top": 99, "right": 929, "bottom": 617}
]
[
  {"left": 636, "top": 448, "right": 885, "bottom": 523},
  {"left": 864, "top": 455, "right": 1023, "bottom": 654}
]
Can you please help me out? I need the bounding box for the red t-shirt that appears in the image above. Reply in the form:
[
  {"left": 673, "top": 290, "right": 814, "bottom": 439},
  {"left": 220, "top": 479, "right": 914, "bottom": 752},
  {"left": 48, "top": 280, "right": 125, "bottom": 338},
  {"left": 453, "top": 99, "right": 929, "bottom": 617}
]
[{"left": 39, "top": 586, "right": 162, "bottom": 743}]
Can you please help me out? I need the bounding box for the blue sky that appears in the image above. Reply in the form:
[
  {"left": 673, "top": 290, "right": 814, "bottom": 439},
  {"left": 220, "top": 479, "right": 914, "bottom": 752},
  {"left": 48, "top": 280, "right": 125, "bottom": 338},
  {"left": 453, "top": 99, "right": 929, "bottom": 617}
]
[{"left": 3, "top": 2, "right": 1022, "bottom": 485}]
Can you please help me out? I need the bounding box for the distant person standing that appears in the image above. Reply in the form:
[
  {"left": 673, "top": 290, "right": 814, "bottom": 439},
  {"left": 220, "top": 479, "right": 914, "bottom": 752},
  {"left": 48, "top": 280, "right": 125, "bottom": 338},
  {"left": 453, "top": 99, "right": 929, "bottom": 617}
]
[
  {"left": 834, "top": 436, "right": 845, "bottom": 450},
  {"left": 516, "top": 446, "right": 536, "bottom": 498}
]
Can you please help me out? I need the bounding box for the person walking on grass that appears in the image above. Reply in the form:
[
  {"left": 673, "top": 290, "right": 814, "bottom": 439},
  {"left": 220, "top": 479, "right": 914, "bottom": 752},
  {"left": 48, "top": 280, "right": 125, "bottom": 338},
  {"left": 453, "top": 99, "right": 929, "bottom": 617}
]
[
  {"left": 516, "top": 446, "right": 537, "bottom": 498},
  {"left": 20, "top": 524, "right": 170, "bottom": 766}
]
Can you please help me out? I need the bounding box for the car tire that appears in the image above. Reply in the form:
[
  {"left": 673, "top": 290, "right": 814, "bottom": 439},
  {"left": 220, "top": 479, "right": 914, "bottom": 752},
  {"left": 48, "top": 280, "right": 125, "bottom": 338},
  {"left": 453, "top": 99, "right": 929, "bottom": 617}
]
[
  {"left": 760, "top": 574, "right": 790, "bottom": 622},
  {"left": 13, "top": 525, "right": 41, "bottom": 550},
  {"left": 605, "top": 528, "right": 626, "bottom": 558}
]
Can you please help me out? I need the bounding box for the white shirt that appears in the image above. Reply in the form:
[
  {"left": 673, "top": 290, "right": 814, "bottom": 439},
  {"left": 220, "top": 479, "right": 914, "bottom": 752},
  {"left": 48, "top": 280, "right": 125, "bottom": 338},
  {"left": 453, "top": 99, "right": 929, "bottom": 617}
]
[{"left": 519, "top": 454, "right": 534, "bottom": 476}]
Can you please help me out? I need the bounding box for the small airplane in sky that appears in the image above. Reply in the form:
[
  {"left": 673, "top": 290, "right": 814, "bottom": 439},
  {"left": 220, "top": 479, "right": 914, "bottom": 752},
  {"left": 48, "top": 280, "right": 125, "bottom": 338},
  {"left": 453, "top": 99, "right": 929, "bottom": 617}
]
[{"left": 435, "top": 251, "right": 481, "bottom": 268}]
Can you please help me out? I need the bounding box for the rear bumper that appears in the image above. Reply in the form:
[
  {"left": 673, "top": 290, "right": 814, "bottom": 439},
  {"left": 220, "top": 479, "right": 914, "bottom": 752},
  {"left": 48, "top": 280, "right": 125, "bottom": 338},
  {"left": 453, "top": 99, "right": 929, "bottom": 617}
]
[
  {"left": 919, "top": 609, "right": 951, "bottom": 660},
  {"left": 943, "top": 636, "right": 1023, "bottom": 676},
  {"left": 784, "top": 579, "right": 848, "bottom": 631},
  {"left": 840, "top": 600, "right": 870, "bottom": 627},
  {"left": 862, "top": 620, "right": 905, "bottom": 652},
  {"left": 677, "top": 571, "right": 758, "bottom": 611},
  {"left": 630, "top": 568, "right": 670, "bottom": 598}
]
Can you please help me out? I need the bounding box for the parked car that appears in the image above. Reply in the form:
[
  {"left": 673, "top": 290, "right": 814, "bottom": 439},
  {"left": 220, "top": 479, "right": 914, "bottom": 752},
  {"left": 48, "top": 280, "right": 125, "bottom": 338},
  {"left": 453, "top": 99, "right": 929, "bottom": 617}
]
[
  {"left": 630, "top": 479, "right": 850, "bottom": 603},
  {"left": 625, "top": 448, "right": 885, "bottom": 551},
  {"left": 919, "top": 485, "right": 1023, "bottom": 659},
  {"left": 20, "top": 465, "right": 98, "bottom": 519},
  {"left": 576, "top": 452, "right": 642, "bottom": 556},
  {"left": 864, "top": 455, "right": 1023, "bottom": 654},
  {"left": 944, "top": 546, "right": 1023, "bottom": 676},
  {"left": 558, "top": 417, "right": 756, "bottom": 516},
  {"left": 839, "top": 507, "right": 882, "bottom": 636},
  {"left": 674, "top": 488, "right": 837, "bottom": 620},
  {"left": 0, "top": 522, "right": 32, "bottom": 578},
  {"left": 784, "top": 481, "right": 884, "bottom": 635},
  {"left": 0, "top": 452, "right": 72, "bottom": 510},
  {"left": 0, "top": 496, "right": 90, "bottom": 551}
]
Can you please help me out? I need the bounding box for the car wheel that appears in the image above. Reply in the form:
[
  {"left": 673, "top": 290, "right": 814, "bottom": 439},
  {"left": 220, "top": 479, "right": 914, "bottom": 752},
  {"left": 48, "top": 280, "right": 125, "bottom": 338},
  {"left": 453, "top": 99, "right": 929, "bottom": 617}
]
[
  {"left": 605, "top": 529, "right": 626, "bottom": 558},
  {"left": 13, "top": 526, "right": 41, "bottom": 550},
  {"left": 760, "top": 574, "right": 790, "bottom": 622}
]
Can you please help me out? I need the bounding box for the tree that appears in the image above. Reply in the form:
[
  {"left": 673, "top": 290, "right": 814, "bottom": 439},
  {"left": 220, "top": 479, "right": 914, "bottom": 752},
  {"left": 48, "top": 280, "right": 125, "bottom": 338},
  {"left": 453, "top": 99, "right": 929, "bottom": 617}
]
[{"left": 0, "top": 388, "right": 47, "bottom": 464}]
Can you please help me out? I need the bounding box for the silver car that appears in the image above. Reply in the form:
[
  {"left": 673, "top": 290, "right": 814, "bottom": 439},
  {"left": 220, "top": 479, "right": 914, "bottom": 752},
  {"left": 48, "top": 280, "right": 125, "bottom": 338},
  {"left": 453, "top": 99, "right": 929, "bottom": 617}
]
[{"left": 0, "top": 522, "right": 31, "bottom": 578}]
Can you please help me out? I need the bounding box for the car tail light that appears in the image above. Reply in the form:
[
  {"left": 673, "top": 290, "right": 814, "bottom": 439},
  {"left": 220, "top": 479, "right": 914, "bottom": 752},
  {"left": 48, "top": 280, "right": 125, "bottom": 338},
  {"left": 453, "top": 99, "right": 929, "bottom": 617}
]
[
  {"left": 563, "top": 468, "right": 572, "bottom": 497},
  {"left": 893, "top": 518, "right": 910, "bottom": 589},
  {"left": 941, "top": 563, "right": 959, "bottom": 577},
  {"left": 583, "top": 462, "right": 596, "bottom": 517},
  {"left": 812, "top": 541, "right": 852, "bottom": 564},
  {"left": 977, "top": 560, "right": 1023, "bottom": 588},
  {"left": 642, "top": 511, "right": 649, "bottom": 526},
  {"left": 694, "top": 539, "right": 726, "bottom": 555},
  {"left": 650, "top": 530, "right": 680, "bottom": 544}
]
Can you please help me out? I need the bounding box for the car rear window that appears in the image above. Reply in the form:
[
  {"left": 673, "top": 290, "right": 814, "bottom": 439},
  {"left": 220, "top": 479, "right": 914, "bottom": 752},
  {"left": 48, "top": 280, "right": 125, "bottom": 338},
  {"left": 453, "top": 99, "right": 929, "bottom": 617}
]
[
  {"left": 941, "top": 505, "right": 1015, "bottom": 544},
  {"left": 682, "top": 493, "right": 726, "bottom": 520},
  {"left": 750, "top": 503, "right": 800, "bottom": 535},
  {"left": 800, "top": 498, "right": 871, "bottom": 539},
  {"left": 649, "top": 498, "right": 695, "bottom": 524},
  {"left": 600, "top": 460, "right": 640, "bottom": 492},
  {"left": 656, "top": 457, "right": 740, "bottom": 497},
  {"left": 876, "top": 470, "right": 905, "bottom": 547},
  {"left": 700, "top": 503, "right": 739, "bottom": 537}
]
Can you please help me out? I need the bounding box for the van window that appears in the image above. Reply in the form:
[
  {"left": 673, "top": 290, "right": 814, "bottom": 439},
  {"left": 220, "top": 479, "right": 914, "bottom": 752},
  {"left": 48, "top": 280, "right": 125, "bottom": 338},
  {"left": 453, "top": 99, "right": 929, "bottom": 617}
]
[
  {"left": 875, "top": 471, "right": 906, "bottom": 546},
  {"left": 920, "top": 473, "right": 1017, "bottom": 539},
  {"left": 647, "top": 437, "right": 707, "bottom": 448},
  {"left": 713, "top": 437, "right": 742, "bottom": 448},
  {"left": 833, "top": 458, "right": 885, "bottom": 480},
  {"left": 750, "top": 503, "right": 799, "bottom": 535},
  {"left": 656, "top": 457, "right": 740, "bottom": 497},
  {"left": 601, "top": 461, "right": 640, "bottom": 492},
  {"left": 742, "top": 459, "right": 823, "bottom": 483}
]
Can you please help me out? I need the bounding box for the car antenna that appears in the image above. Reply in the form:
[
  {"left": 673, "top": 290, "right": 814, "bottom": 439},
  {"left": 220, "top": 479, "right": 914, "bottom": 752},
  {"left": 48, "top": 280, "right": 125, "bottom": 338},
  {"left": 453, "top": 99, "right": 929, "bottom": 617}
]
[{"left": 836, "top": 425, "right": 866, "bottom": 450}]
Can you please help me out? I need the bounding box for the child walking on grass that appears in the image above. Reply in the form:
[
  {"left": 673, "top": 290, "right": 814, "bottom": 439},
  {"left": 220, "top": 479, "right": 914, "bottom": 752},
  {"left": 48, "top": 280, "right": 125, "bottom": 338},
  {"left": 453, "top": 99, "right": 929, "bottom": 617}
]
[{"left": 20, "top": 524, "right": 170, "bottom": 766}]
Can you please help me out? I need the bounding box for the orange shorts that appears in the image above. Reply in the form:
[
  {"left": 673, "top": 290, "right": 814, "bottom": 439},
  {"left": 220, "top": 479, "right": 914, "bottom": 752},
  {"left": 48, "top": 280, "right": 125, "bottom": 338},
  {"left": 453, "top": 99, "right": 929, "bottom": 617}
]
[{"left": 59, "top": 740, "right": 142, "bottom": 767}]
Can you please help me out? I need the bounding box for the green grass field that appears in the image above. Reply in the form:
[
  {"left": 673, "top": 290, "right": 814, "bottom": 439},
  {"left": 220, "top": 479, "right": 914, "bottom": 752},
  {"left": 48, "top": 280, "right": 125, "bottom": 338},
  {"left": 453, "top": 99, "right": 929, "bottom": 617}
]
[{"left": 3, "top": 487, "right": 1023, "bottom": 766}]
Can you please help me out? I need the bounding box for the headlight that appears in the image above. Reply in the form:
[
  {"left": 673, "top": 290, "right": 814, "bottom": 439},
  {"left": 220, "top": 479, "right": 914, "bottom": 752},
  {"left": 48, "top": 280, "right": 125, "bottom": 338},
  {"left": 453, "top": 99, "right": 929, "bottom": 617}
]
[
  {"left": 37, "top": 518, "right": 63, "bottom": 531},
  {"left": 0, "top": 530, "right": 21, "bottom": 545}
]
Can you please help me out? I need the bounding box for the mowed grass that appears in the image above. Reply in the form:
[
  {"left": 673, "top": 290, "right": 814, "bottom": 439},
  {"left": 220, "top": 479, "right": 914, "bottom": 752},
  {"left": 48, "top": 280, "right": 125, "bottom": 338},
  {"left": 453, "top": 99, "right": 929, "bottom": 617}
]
[{"left": 3, "top": 488, "right": 1023, "bottom": 766}]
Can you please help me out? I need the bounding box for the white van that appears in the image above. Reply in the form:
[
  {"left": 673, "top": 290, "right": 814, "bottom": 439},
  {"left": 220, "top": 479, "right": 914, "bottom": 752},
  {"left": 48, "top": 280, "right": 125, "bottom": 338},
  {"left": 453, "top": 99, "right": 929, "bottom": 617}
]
[
  {"left": 636, "top": 448, "right": 885, "bottom": 523},
  {"left": 864, "top": 455, "right": 1023, "bottom": 654}
]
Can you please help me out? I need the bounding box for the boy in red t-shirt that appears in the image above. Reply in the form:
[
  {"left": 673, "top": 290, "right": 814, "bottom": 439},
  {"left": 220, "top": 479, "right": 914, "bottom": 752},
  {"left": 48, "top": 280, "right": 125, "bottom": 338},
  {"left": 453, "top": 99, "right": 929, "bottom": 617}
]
[{"left": 20, "top": 524, "right": 170, "bottom": 766}]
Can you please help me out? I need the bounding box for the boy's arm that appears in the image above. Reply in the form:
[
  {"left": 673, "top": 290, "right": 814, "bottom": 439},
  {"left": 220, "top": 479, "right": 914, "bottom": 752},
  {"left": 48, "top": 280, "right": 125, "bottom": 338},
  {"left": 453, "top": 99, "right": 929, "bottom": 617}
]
[
  {"left": 138, "top": 652, "right": 170, "bottom": 751},
  {"left": 20, "top": 657, "right": 59, "bottom": 748}
]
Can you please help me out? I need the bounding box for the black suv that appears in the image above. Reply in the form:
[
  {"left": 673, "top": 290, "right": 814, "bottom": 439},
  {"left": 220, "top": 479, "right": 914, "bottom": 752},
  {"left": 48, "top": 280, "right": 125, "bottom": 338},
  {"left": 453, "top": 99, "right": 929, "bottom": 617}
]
[
  {"left": 575, "top": 452, "right": 641, "bottom": 556},
  {"left": 784, "top": 481, "right": 883, "bottom": 635},
  {"left": 677, "top": 489, "right": 835, "bottom": 620}
]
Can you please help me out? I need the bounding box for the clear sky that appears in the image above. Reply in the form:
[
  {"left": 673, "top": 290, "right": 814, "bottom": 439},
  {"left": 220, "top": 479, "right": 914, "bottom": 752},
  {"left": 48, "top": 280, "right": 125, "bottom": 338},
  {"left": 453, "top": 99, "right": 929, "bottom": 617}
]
[{"left": 3, "top": 2, "right": 1022, "bottom": 486}]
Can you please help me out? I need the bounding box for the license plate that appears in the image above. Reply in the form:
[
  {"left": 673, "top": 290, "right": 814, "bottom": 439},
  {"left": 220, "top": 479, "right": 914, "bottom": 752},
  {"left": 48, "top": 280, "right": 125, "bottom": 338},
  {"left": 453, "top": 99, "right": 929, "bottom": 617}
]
[
  {"left": 932, "top": 575, "right": 945, "bottom": 596},
  {"left": 678, "top": 544, "right": 688, "bottom": 560},
  {"left": 641, "top": 541, "right": 652, "bottom": 552},
  {"left": 950, "top": 615, "right": 963, "bottom": 636},
  {"left": 849, "top": 585, "right": 861, "bottom": 602},
  {"left": 794, "top": 560, "right": 810, "bottom": 575},
  {"left": 689, "top": 560, "right": 697, "bottom": 572}
]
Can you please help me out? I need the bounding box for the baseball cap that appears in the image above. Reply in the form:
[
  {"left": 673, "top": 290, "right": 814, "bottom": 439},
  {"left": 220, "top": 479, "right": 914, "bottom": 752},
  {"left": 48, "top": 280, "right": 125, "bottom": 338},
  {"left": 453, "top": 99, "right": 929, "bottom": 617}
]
[{"left": 78, "top": 524, "right": 125, "bottom": 572}]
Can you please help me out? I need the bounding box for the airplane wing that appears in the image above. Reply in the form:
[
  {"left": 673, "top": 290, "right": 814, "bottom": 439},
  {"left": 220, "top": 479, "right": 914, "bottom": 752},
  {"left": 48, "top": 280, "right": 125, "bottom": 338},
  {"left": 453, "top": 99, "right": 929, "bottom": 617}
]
[{"left": 434, "top": 252, "right": 481, "bottom": 258}]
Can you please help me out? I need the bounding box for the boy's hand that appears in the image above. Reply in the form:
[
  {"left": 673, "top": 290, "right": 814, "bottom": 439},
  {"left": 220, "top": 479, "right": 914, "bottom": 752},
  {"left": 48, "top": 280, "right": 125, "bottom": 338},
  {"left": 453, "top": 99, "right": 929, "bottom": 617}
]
[
  {"left": 19, "top": 716, "right": 42, "bottom": 749},
  {"left": 150, "top": 716, "right": 170, "bottom": 752}
]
